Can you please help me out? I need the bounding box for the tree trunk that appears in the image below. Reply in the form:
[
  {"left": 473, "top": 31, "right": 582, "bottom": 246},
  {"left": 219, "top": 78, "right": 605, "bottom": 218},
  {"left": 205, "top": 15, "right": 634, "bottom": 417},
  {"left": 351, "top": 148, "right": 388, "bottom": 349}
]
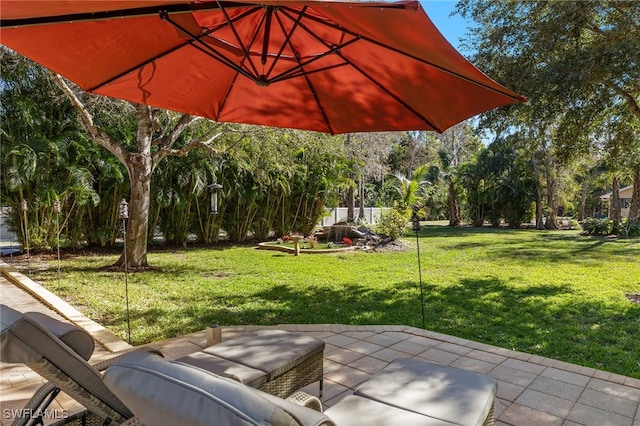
[
  {"left": 544, "top": 156, "right": 558, "bottom": 230},
  {"left": 116, "top": 160, "right": 152, "bottom": 267},
  {"left": 578, "top": 181, "right": 588, "bottom": 221},
  {"left": 532, "top": 153, "right": 544, "bottom": 229},
  {"left": 53, "top": 74, "right": 212, "bottom": 268},
  {"left": 447, "top": 180, "right": 460, "bottom": 226},
  {"left": 114, "top": 105, "right": 156, "bottom": 268},
  {"left": 345, "top": 134, "right": 355, "bottom": 222},
  {"left": 612, "top": 174, "right": 621, "bottom": 234},
  {"left": 629, "top": 166, "right": 640, "bottom": 222},
  {"left": 358, "top": 171, "right": 365, "bottom": 222},
  {"left": 347, "top": 186, "right": 355, "bottom": 222}
]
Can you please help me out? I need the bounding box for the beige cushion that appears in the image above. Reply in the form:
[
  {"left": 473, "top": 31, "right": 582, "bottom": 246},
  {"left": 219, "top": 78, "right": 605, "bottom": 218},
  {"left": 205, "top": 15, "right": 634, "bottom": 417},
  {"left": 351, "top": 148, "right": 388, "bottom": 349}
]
[
  {"left": 103, "top": 351, "right": 333, "bottom": 426},
  {"left": 26, "top": 312, "right": 95, "bottom": 360},
  {"left": 203, "top": 330, "right": 324, "bottom": 380},
  {"left": 177, "top": 351, "right": 268, "bottom": 387},
  {"left": 0, "top": 306, "right": 94, "bottom": 363},
  {"left": 324, "top": 395, "right": 456, "bottom": 426},
  {"left": 353, "top": 358, "right": 496, "bottom": 426},
  {"left": 0, "top": 304, "right": 131, "bottom": 419}
]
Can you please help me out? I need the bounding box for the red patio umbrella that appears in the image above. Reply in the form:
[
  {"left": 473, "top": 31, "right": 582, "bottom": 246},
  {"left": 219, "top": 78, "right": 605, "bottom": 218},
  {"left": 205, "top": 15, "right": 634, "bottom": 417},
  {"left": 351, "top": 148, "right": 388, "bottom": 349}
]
[{"left": 0, "top": 0, "right": 525, "bottom": 134}]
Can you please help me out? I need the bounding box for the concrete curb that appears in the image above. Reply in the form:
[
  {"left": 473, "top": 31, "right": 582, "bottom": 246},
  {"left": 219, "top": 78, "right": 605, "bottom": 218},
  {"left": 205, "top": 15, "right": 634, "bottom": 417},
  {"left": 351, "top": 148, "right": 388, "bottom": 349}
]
[{"left": 0, "top": 260, "right": 132, "bottom": 353}]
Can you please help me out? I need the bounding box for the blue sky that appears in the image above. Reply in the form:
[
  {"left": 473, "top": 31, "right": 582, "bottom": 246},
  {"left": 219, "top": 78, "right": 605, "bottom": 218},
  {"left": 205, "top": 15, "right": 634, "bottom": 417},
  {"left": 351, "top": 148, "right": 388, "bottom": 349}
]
[{"left": 419, "top": 1, "right": 473, "bottom": 54}]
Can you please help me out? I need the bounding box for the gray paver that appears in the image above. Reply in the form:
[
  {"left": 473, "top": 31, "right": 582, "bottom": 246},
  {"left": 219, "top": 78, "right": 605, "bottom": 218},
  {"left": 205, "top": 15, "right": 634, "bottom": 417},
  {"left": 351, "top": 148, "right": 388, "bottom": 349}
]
[
  {"left": 567, "top": 403, "right": 634, "bottom": 426},
  {"left": 529, "top": 375, "right": 584, "bottom": 401},
  {"left": 541, "top": 367, "right": 591, "bottom": 387},
  {"left": 578, "top": 388, "right": 638, "bottom": 419},
  {"left": 490, "top": 365, "right": 538, "bottom": 387},
  {"left": 516, "top": 389, "right": 575, "bottom": 418},
  {"left": 499, "top": 403, "right": 564, "bottom": 426},
  {"left": 587, "top": 378, "right": 640, "bottom": 401}
]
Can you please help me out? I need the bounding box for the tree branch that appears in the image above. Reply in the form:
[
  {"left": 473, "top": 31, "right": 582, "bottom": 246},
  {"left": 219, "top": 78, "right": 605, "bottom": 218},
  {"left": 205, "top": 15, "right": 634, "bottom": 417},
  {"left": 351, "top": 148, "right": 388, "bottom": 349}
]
[
  {"left": 50, "top": 73, "right": 128, "bottom": 164},
  {"left": 153, "top": 119, "right": 226, "bottom": 165},
  {"left": 153, "top": 114, "right": 200, "bottom": 150},
  {"left": 608, "top": 83, "right": 640, "bottom": 120}
]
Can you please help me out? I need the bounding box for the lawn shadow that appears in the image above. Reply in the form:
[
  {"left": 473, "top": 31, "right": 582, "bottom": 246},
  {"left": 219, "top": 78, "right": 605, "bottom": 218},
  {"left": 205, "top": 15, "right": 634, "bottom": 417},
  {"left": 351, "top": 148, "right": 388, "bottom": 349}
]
[{"left": 106, "top": 273, "right": 640, "bottom": 377}]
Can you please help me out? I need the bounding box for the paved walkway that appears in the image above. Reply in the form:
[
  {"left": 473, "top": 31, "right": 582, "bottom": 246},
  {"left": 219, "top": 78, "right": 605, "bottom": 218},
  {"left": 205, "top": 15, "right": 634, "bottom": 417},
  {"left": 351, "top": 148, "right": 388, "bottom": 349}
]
[{"left": 1, "top": 262, "right": 639, "bottom": 426}]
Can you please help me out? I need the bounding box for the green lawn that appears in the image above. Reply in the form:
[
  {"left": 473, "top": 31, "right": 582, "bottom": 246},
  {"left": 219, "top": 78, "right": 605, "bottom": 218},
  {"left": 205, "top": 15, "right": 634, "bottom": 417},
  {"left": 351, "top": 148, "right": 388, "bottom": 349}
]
[{"left": 31, "top": 224, "right": 640, "bottom": 378}]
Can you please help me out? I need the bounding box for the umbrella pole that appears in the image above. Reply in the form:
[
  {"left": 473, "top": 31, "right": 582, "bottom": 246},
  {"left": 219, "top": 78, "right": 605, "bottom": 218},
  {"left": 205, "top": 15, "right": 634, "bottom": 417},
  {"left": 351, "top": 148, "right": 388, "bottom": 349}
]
[
  {"left": 54, "top": 201, "right": 61, "bottom": 292},
  {"left": 412, "top": 210, "right": 425, "bottom": 329},
  {"left": 119, "top": 200, "right": 131, "bottom": 344},
  {"left": 123, "top": 218, "right": 131, "bottom": 344}
]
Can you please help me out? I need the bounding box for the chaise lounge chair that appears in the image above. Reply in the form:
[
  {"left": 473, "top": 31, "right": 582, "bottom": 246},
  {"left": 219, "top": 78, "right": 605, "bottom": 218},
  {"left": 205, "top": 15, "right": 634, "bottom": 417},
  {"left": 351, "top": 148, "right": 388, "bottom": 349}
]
[
  {"left": 0, "top": 306, "right": 325, "bottom": 425},
  {"left": 0, "top": 304, "right": 136, "bottom": 425}
]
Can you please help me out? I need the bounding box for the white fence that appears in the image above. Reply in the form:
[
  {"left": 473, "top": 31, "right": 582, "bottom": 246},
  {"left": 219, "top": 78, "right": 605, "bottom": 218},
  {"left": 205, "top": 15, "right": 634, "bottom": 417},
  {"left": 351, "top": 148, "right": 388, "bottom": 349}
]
[{"left": 319, "top": 207, "right": 391, "bottom": 227}]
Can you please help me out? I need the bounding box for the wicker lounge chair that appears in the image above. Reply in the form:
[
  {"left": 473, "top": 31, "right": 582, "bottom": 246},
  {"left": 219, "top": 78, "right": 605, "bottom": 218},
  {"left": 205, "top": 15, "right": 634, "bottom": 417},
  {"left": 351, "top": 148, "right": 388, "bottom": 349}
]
[
  {"left": 0, "top": 306, "right": 324, "bottom": 425},
  {"left": 0, "top": 304, "right": 136, "bottom": 425}
]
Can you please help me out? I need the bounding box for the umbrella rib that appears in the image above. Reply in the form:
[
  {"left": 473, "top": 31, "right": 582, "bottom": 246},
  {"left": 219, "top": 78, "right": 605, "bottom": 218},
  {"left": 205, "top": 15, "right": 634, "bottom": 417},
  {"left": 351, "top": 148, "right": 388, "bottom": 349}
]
[
  {"left": 87, "top": 39, "right": 194, "bottom": 92},
  {"left": 162, "top": 13, "right": 257, "bottom": 82},
  {"left": 270, "top": 63, "right": 349, "bottom": 84},
  {"left": 0, "top": 2, "right": 412, "bottom": 28},
  {"left": 288, "top": 46, "right": 334, "bottom": 133},
  {"left": 261, "top": 6, "right": 274, "bottom": 65},
  {"left": 302, "top": 72, "right": 334, "bottom": 134},
  {"left": 0, "top": 1, "right": 258, "bottom": 28},
  {"left": 89, "top": 12, "right": 258, "bottom": 92},
  {"left": 340, "top": 53, "right": 443, "bottom": 132},
  {"left": 217, "top": 70, "right": 242, "bottom": 122},
  {"left": 215, "top": 0, "right": 260, "bottom": 80},
  {"left": 265, "top": 7, "right": 359, "bottom": 84},
  {"left": 263, "top": 6, "right": 308, "bottom": 79},
  {"left": 298, "top": 9, "right": 524, "bottom": 102}
]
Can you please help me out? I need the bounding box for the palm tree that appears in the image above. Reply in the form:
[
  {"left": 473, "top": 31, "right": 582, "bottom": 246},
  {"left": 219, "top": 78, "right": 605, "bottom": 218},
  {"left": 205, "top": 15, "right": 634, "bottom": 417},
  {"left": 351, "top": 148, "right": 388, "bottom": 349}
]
[{"left": 389, "top": 164, "right": 432, "bottom": 214}]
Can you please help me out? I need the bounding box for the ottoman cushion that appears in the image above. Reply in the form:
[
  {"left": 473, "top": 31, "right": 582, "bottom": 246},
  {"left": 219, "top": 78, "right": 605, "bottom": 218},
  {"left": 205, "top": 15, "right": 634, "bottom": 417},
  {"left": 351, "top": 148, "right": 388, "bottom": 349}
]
[
  {"left": 176, "top": 351, "right": 267, "bottom": 388},
  {"left": 354, "top": 358, "right": 496, "bottom": 426},
  {"left": 325, "top": 395, "right": 456, "bottom": 426},
  {"left": 203, "top": 329, "right": 324, "bottom": 381}
]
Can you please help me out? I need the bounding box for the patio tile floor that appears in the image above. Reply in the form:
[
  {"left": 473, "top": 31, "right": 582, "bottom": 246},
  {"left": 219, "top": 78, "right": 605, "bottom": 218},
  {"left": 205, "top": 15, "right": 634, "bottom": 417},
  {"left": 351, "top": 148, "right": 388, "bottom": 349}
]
[{"left": 1, "top": 265, "right": 639, "bottom": 426}]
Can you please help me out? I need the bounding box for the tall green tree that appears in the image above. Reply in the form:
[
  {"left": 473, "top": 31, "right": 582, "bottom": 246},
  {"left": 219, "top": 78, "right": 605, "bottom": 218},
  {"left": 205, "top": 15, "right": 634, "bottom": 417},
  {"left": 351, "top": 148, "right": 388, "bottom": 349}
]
[
  {"left": 344, "top": 132, "right": 395, "bottom": 222},
  {"left": 51, "top": 73, "right": 238, "bottom": 268},
  {"left": 460, "top": 137, "right": 535, "bottom": 227},
  {"left": 429, "top": 123, "right": 482, "bottom": 226},
  {"left": 1, "top": 49, "right": 102, "bottom": 249},
  {"left": 457, "top": 0, "right": 640, "bottom": 220}
]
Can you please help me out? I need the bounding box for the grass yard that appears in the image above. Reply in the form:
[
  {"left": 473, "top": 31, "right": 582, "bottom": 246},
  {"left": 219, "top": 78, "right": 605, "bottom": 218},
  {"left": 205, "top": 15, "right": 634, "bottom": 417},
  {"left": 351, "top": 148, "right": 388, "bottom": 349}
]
[{"left": 30, "top": 224, "right": 640, "bottom": 378}]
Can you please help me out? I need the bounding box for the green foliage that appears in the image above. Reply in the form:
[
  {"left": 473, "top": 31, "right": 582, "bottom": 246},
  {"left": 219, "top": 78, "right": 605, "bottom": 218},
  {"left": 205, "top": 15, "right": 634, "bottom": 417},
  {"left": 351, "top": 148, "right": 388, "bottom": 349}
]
[
  {"left": 378, "top": 208, "right": 408, "bottom": 240},
  {"left": 620, "top": 220, "right": 640, "bottom": 238},
  {"left": 580, "top": 218, "right": 613, "bottom": 235},
  {"left": 217, "top": 130, "right": 348, "bottom": 242},
  {"left": 0, "top": 48, "right": 112, "bottom": 249},
  {"left": 460, "top": 137, "right": 536, "bottom": 227}
]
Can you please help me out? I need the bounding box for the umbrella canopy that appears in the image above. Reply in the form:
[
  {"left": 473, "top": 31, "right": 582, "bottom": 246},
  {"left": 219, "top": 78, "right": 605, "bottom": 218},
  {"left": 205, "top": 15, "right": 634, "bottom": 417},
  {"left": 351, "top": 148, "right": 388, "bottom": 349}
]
[{"left": 0, "top": 0, "right": 525, "bottom": 134}]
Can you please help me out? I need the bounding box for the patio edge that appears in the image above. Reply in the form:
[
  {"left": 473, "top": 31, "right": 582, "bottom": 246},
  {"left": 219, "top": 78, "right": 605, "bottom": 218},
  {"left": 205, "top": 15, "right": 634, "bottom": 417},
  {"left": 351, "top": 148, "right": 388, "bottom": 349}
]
[{"left": 0, "top": 260, "right": 131, "bottom": 353}]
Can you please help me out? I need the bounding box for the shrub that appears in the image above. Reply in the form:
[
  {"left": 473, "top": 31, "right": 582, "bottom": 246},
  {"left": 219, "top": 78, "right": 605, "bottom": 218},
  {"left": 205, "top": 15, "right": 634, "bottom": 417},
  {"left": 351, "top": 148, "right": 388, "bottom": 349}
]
[
  {"left": 581, "top": 218, "right": 613, "bottom": 235},
  {"left": 620, "top": 220, "right": 640, "bottom": 238},
  {"left": 379, "top": 209, "right": 408, "bottom": 240}
]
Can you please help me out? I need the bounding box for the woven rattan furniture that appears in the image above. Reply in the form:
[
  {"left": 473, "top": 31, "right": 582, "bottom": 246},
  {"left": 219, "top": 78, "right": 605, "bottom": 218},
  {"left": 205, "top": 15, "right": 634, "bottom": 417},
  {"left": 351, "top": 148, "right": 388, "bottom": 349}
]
[
  {"left": 105, "top": 352, "right": 497, "bottom": 426},
  {"left": 176, "top": 329, "right": 325, "bottom": 399},
  {"left": 105, "top": 351, "right": 334, "bottom": 426},
  {"left": 0, "top": 304, "right": 135, "bottom": 426}
]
